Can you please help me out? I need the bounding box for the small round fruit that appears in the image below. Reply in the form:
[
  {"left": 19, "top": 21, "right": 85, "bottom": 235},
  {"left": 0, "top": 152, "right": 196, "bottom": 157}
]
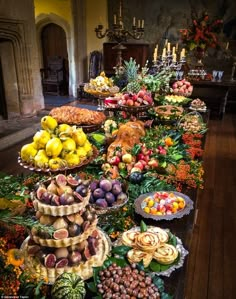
[
  {"left": 99, "top": 179, "right": 112, "bottom": 192},
  {"left": 95, "top": 198, "right": 108, "bottom": 208},
  {"left": 93, "top": 188, "right": 105, "bottom": 199}
]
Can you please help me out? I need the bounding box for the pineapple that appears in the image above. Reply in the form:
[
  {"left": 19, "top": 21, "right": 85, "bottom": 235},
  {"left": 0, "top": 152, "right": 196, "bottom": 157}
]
[{"left": 123, "top": 58, "right": 141, "bottom": 93}]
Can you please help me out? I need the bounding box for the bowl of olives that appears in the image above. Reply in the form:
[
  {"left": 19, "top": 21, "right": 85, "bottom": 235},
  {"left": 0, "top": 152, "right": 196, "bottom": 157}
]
[{"left": 89, "top": 178, "right": 129, "bottom": 215}]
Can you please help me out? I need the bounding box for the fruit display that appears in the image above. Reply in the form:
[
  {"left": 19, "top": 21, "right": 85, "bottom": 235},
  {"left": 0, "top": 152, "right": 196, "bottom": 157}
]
[
  {"left": 22, "top": 174, "right": 111, "bottom": 283},
  {"left": 158, "top": 94, "right": 191, "bottom": 106},
  {"left": 89, "top": 178, "right": 128, "bottom": 214},
  {"left": 19, "top": 116, "right": 95, "bottom": 171},
  {"left": 134, "top": 191, "right": 194, "bottom": 221},
  {"left": 172, "top": 79, "right": 193, "bottom": 96},
  {"left": 84, "top": 71, "right": 119, "bottom": 96},
  {"left": 178, "top": 112, "right": 207, "bottom": 133},
  {"left": 118, "top": 89, "right": 153, "bottom": 107},
  {"left": 97, "top": 262, "right": 160, "bottom": 298},
  {"left": 189, "top": 98, "right": 207, "bottom": 111},
  {"left": 140, "top": 191, "right": 186, "bottom": 215},
  {"left": 51, "top": 272, "right": 86, "bottom": 299},
  {"left": 104, "top": 93, "right": 123, "bottom": 108}
]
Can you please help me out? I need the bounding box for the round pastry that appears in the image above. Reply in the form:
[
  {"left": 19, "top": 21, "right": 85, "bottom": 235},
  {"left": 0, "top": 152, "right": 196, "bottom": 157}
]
[
  {"left": 135, "top": 232, "right": 160, "bottom": 253},
  {"left": 121, "top": 230, "right": 139, "bottom": 247},
  {"left": 154, "top": 105, "right": 183, "bottom": 120},
  {"left": 127, "top": 249, "right": 153, "bottom": 268},
  {"left": 148, "top": 227, "right": 169, "bottom": 244},
  {"left": 153, "top": 243, "right": 179, "bottom": 265},
  {"left": 190, "top": 98, "right": 207, "bottom": 111}
]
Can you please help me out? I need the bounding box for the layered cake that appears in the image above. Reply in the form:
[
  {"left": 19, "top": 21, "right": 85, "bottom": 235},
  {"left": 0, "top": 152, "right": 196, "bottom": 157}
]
[{"left": 22, "top": 174, "right": 110, "bottom": 283}]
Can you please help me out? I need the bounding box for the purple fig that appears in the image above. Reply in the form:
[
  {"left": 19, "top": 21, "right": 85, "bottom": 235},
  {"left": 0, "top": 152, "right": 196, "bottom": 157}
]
[
  {"left": 95, "top": 198, "right": 108, "bottom": 208},
  {"left": 99, "top": 179, "right": 112, "bottom": 192},
  {"left": 93, "top": 188, "right": 105, "bottom": 199},
  {"left": 105, "top": 192, "right": 116, "bottom": 206},
  {"left": 112, "top": 183, "right": 122, "bottom": 196},
  {"left": 68, "top": 251, "right": 82, "bottom": 265},
  {"left": 68, "top": 223, "right": 81, "bottom": 237},
  {"left": 90, "top": 180, "right": 99, "bottom": 192}
]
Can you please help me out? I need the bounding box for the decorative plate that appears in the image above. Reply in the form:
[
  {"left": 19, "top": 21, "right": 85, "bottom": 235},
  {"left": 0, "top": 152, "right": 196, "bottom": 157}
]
[
  {"left": 118, "top": 103, "right": 154, "bottom": 113},
  {"left": 18, "top": 146, "right": 98, "bottom": 173},
  {"left": 115, "top": 225, "right": 189, "bottom": 277},
  {"left": 91, "top": 196, "right": 129, "bottom": 216},
  {"left": 134, "top": 191, "right": 194, "bottom": 221}
]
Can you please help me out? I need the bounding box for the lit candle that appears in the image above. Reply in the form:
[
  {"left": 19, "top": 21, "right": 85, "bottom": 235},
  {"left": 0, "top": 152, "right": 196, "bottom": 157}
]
[
  {"left": 182, "top": 48, "right": 185, "bottom": 57},
  {"left": 133, "top": 17, "right": 136, "bottom": 26},
  {"left": 153, "top": 47, "right": 158, "bottom": 61},
  {"left": 172, "top": 46, "right": 176, "bottom": 55},
  {"left": 141, "top": 19, "right": 144, "bottom": 28},
  {"left": 162, "top": 48, "right": 166, "bottom": 58},
  {"left": 226, "top": 42, "right": 229, "bottom": 50},
  {"left": 176, "top": 43, "right": 179, "bottom": 52},
  {"left": 114, "top": 14, "right": 117, "bottom": 25},
  {"left": 138, "top": 19, "right": 141, "bottom": 28},
  {"left": 167, "top": 42, "right": 171, "bottom": 52}
]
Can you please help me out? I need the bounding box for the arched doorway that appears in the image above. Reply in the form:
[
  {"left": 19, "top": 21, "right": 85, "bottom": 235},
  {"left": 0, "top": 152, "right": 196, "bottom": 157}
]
[{"left": 41, "top": 23, "right": 69, "bottom": 95}]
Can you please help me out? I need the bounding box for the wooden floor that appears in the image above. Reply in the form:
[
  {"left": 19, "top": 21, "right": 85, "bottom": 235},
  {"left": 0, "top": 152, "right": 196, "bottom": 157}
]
[
  {"left": 184, "top": 112, "right": 236, "bottom": 299},
  {"left": 0, "top": 111, "right": 236, "bottom": 299}
]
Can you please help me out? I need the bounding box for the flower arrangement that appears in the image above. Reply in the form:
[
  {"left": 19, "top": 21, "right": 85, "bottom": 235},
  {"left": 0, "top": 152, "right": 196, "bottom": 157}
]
[{"left": 180, "top": 12, "right": 223, "bottom": 51}]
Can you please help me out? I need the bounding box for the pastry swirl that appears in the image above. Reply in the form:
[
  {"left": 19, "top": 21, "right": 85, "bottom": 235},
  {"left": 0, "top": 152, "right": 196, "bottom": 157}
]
[
  {"left": 127, "top": 249, "right": 153, "bottom": 267},
  {"left": 121, "top": 231, "right": 139, "bottom": 247},
  {"left": 148, "top": 227, "right": 169, "bottom": 244},
  {"left": 135, "top": 232, "right": 160, "bottom": 253},
  {"left": 153, "top": 243, "right": 178, "bottom": 265}
]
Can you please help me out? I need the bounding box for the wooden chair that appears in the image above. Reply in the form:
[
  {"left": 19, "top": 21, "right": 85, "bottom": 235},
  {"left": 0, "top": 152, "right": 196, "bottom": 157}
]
[{"left": 40, "top": 56, "right": 66, "bottom": 95}]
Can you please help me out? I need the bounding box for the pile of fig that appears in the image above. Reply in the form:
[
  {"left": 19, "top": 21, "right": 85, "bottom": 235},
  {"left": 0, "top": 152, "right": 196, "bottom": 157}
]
[
  {"left": 89, "top": 178, "right": 128, "bottom": 209},
  {"left": 34, "top": 174, "right": 90, "bottom": 206},
  {"left": 32, "top": 205, "right": 97, "bottom": 240},
  {"left": 27, "top": 229, "right": 100, "bottom": 268},
  {"left": 97, "top": 263, "right": 160, "bottom": 299}
]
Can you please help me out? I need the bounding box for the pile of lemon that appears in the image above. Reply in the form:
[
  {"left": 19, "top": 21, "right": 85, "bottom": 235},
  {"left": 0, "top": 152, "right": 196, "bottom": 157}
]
[{"left": 20, "top": 116, "right": 93, "bottom": 170}]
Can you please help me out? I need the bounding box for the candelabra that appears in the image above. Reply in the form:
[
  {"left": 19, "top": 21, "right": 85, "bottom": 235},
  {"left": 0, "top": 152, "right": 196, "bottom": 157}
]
[
  {"left": 95, "top": 0, "right": 144, "bottom": 67},
  {"left": 151, "top": 50, "right": 186, "bottom": 80}
]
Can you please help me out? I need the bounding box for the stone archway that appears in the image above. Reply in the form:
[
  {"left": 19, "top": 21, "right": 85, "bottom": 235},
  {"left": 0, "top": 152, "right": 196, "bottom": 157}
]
[
  {"left": 35, "top": 14, "right": 76, "bottom": 96},
  {"left": 0, "top": 18, "right": 40, "bottom": 118}
]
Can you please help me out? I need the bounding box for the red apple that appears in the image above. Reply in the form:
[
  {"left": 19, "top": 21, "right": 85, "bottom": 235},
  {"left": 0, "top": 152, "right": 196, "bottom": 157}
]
[
  {"left": 110, "top": 156, "right": 121, "bottom": 165},
  {"left": 134, "top": 161, "right": 144, "bottom": 171}
]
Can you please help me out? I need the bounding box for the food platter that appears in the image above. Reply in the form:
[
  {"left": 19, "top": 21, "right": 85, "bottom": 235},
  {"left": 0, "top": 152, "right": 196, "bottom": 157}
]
[
  {"left": 134, "top": 191, "right": 194, "bottom": 221},
  {"left": 18, "top": 146, "right": 99, "bottom": 173},
  {"left": 115, "top": 225, "right": 189, "bottom": 277},
  {"left": 118, "top": 103, "right": 154, "bottom": 113}
]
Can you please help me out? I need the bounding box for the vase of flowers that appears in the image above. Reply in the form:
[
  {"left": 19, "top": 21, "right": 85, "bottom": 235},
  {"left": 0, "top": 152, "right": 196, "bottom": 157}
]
[{"left": 180, "top": 12, "right": 223, "bottom": 61}]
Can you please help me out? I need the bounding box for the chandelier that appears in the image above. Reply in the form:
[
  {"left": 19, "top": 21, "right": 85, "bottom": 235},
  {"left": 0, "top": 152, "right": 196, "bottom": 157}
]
[{"left": 95, "top": 0, "right": 144, "bottom": 67}]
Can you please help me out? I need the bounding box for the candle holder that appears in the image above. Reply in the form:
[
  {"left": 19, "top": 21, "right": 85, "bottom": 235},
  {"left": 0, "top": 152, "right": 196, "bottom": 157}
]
[
  {"left": 95, "top": 0, "right": 144, "bottom": 68},
  {"left": 151, "top": 51, "right": 186, "bottom": 74}
]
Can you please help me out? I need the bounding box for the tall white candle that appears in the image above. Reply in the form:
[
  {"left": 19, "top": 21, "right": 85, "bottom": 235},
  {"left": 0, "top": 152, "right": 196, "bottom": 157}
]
[
  {"left": 167, "top": 42, "right": 171, "bottom": 52},
  {"left": 173, "top": 53, "right": 177, "bottom": 62},
  {"left": 172, "top": 46, "right": 176, "bottom": 55},
  {"left": 133, "top": 17, "right": 136, "bottom": 26},
  {"left": 176, "top": 43, "right": 179, "bottom": 52},
  {"left": 141, "top": 20, "right": 144, "bottom": 28},
  {"left": 226, "top": 42, "right": 229, "bottom": 50},
  {"left": 138, "top": 19, "right": 141, "bottom": 28},
  {"left": 114, "top": 14, "right": 117, "bottom": 24}
]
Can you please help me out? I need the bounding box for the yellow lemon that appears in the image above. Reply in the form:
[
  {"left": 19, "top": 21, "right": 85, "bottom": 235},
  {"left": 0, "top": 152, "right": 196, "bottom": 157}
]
[
  {"left": 143, "top": 206, "right": 150, "bottom": 214},
  {"left": 83, "top": 140, "right": 93, "bottom": 156},
  {"left": 33, "top": 130, "right": 51, "bottom": 149},
  {"left": 48, "top": 157, "right": 67, "bottom": 170},
  {"left": 20, "top": 143, "right": 38, "bottom": 162},
  {"left": 41, "top": 115, "right": 58, "bottom": 132},
  {"left": 72, "top": 128, "right": 87, "bottom": 146},
  {"left": 45, "top": 137, "right": 62, "bottom": 157},
  {"left": 76, "top": 147, "right": 87, "bottom": 159},
  {"left": 62, "top": 138, "right": 76, "bottom": 152},
  {"left": 56, "top": 124, "right": 73, "bottom": 138},
  {"left": 64, "top": 151, "right": 80, "bottom": 167},
  {"left": 34, "top": 149, "right": 49, "bottom": 168}
]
